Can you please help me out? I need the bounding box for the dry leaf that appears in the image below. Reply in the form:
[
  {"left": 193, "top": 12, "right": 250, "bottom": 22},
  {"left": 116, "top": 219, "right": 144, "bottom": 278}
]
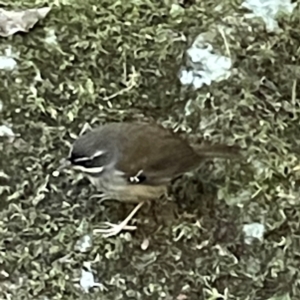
[{"left": 0, "top": 7, "right": 51, "bottom": 37}]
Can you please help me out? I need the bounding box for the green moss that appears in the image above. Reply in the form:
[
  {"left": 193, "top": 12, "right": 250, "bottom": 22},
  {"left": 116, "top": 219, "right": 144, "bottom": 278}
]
[{"left": 0, "top": 1, "right": 300, "bottom": 299}]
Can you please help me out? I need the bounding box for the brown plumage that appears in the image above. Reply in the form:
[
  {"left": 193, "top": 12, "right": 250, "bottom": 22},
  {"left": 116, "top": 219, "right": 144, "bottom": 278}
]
[{"left": 62, "top": 122, "right": 240, "bottom": 237}]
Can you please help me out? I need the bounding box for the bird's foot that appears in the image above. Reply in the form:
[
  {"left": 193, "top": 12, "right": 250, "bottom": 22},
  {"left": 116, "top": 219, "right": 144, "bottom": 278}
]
[
  {"left": 93, "top": 202, "right": 144, "bottom": 238},
  {"left": 93, "top": 222, "right": 137, "bottom": 238}
]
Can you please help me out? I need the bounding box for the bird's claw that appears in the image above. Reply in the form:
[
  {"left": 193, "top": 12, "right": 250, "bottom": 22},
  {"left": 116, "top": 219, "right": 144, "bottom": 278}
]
[
  {"left": 93, "top": 222, "right": 137, "bottom": 238},
  {"left": 93, "top": 202, "right": 144, "bottom": 237}
]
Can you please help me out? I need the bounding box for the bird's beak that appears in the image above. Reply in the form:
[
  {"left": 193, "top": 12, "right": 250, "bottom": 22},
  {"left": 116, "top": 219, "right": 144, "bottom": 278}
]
[{"left": 57, "top": 158, "right": 72, "bottom": 171}]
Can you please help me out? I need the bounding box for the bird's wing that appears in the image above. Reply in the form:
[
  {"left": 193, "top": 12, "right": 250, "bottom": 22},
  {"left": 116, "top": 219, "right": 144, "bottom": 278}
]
[{"left": 114, "top": 123, "right": 202, "bottom": 185}]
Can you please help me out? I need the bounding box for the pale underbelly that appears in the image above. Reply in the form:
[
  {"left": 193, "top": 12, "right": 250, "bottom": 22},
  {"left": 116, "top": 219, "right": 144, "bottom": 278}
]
[{"left": 87, "top": 174, "right": 167, "bottom": 203}]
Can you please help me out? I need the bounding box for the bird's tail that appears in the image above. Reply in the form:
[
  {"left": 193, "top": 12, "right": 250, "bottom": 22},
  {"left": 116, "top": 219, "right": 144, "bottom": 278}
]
[{"left": 193, "top": 143, "right": 241, "bottom": 159}]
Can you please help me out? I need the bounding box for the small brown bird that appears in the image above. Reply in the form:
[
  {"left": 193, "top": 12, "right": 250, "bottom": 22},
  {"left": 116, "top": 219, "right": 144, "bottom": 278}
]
[{"left": 59, "top": 122, "right": 239, "bottom": 237}]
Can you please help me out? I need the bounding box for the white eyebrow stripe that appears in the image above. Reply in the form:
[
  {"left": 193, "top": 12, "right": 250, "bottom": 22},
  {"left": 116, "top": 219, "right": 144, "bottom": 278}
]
[
  {"left": 73, "top": 150, "right": 106, "bottom": 163},
  {"left": 72, "top": 165, "right": 105, "bottom": 174},
  {"left": 74, "top": 156, "right": 91, "bottom": 163},
  {"left": 92, "top": 150, "right": 105, "bottom": 158}
]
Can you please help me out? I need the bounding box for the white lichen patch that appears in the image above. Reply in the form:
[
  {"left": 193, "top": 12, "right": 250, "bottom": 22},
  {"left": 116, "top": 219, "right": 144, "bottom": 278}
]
[
  {"left": 0, "top": 47, "right": 17, "bottom": 70},
  {"left": 45, "top": 28, "right": 58, "bottom": 44},
  {"left": 241, "top": 0, "right": 297, "bottom": 32},
  {"left": 243, "top": 222, "right": 265, "bottom": 245},
  {"left": 179, "top": 33, "right": 231, "bottom": 90},
  {"left": 77, "top": 262, "right": 107, "bottom": 293},
  {"left": 75, "top": 234, "right": 92, "bottom": 253},
  {"left": 0, "top": 124, "right": 16, "bottom": 137}
]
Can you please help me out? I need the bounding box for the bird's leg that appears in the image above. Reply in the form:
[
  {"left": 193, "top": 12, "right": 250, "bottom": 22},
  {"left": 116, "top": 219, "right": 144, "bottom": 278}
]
[{"left": 93, "top": 201, "right": 144, "bottom": 238}]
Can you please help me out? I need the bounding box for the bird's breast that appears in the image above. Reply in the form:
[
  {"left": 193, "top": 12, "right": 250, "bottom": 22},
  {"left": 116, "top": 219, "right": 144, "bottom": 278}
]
[
  {"left": 88, "top": 169, "right": 126, "bottom": 193},
  {"left": 87, "top": 169, "right": 167, "bottom": 203}
]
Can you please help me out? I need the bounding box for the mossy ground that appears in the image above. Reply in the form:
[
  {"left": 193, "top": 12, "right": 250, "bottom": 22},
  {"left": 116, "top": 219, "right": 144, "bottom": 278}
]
[{"left": 1, "top": 0, "right": 300, "bottom": 299}]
